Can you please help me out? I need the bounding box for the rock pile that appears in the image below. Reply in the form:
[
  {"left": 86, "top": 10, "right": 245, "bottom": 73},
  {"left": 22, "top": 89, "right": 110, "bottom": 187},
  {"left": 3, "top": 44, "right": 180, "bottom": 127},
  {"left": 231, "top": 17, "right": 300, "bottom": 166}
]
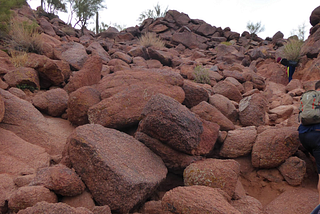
[{"left": 1, "top": 3, "right": 320, "bottom": 214}]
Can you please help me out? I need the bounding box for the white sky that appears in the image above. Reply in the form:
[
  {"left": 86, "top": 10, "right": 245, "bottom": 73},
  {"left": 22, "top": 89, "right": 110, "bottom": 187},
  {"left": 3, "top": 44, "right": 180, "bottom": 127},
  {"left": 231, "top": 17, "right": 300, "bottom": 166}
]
[{"left": 28, "top": 0, "right": 320, "bottom": 39}]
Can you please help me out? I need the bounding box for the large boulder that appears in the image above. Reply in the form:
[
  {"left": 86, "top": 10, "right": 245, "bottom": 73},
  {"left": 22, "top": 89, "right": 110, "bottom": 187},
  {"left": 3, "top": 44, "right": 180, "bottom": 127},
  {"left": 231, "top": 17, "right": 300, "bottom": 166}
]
[
  {"left": 0, "top": 128, "right": 50, "bottom": 175},
  {"left": 0, "top": 89, "right": 62, "bottom": 154},
  {"left": 310, "top": 6, "right": 320, "bottom": 27},
  {"left": 137, "top": 94, "right": 211, "bottom": 155},
  {"left": 278, "top": 157, "right": 306, "bottom": 186},
  {"left": 63, "top": 124, "right": 167, "bottom": 213},
  {"left": 239, "top": 93, "right": 267, "bottom": 126},
  {"left": 54, "top": 42, "right": 88, "bottom": 70},
  {"left": 8, "top": 186, "right": 57, "bottom": 213},
  {"left": 231, "top": 196, "right": 264, "bottom": 214},
  {"left": 212, "top": 80, "right": 242, "bottom": 102},
  {"left": 182, "top": 80, "right": 209, "bottom": 108},
  {"left": 209, "top": 94, "right": 238, "bottom": 122},
  {"left": 191, "top": 101, "right": 235, "bottom": 131},
  {"left": 0, "top": 174, "right": 16, "bottom": 213},
  {"left": 86, "top": 42, "right": 110, "bottom": 64},
  {"left": 64, "top": 55, "right": 102, "bottom": 93},
  {"left": 161, "top": 185, "right": 241, "bottom": 214},
  {"left": 3, "top": 67, "right": 40, "bottom": 90},
  {"left": 0, "top": 95, "right": 4, "bottom": 122},
  {"left": 251, "top": 127, "right": 300, "bottom": 168},
  {"left": 17, "top": 201, "right": 93, "bottom": 214},
  {"left": 88, "top": 69, "right": 185, "bottom": 129},
  {"left": 26, "top": 53, "right": 66, "bottom": 88},
  {"left": 29, "top": 164, "right": 85, "bottom": 197},
  {"left": 183, "top": 158, "right": 240, "bottom": 197},
  {"left": 67, "top": 86, "right": 101, "bottom": 126},
  {"left": 134, "top": 131, "right": 203, "bottom": 174},
  {"left": 264, "top": 188, "right": 318, "bottom": 214},
  {"left": 32, "top": 88, "right": 69, "bottom": 117},
  {"left": 219, "top": 126, "right": 257, "bottom": 158}
]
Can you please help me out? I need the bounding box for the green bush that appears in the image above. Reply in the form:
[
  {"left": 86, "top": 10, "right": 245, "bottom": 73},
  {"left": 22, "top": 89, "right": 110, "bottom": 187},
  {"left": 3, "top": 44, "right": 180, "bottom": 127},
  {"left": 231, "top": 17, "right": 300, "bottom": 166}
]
[
  {"left": 138, "top": 32, "right": 165, "bottom": 48},
  {"left": 281, "top": 38, "right": 303, "bottom": 62},
  {"left": 193, "top": 65, "right": 211, "bottom": 84}
]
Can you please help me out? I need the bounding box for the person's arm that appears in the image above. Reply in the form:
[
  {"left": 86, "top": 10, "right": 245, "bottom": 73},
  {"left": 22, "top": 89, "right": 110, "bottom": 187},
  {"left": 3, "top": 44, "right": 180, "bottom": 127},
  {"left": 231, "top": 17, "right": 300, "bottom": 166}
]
[{"left": 280, "top": 58, "right": 289, "bottom": 66}]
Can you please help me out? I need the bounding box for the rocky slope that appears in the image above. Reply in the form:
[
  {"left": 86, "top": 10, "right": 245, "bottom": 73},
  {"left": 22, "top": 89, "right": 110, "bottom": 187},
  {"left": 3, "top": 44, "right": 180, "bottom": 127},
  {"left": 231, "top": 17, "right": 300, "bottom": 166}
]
[{"left": 1, "top": 3, "right": 320, "bottom": 214}]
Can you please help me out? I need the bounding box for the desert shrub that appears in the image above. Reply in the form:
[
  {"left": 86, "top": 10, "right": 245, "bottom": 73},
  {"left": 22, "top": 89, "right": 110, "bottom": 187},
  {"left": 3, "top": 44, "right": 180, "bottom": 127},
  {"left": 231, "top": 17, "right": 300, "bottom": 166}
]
[
  {"left": 16, "top": 84, "right": 38, "bottom": 92},
  {"left": 10, "top": 50, "right": 28, "bottom": 67},
  {"left": 138, "top": 32, "right": 165, "bottom": 48},
  {"left": 281, "top": 38, "right": 303, "bottom": 62},
  {"left": 220, "top": 41, "right": 232, "bottom": 46},
  {"left": 9, "top": 20, "right": 43, "bottom": 54},
  {"left": 0, "top": 0, "right": 27, "bottom": 38},
  {"left": 193, "top": 65, "right": 211, "bottom": 84}
]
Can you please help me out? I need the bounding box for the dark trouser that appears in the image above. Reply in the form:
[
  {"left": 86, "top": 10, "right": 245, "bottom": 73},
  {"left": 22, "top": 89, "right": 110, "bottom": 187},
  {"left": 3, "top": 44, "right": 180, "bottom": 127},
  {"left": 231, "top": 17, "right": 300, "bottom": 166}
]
[
  {"left": 299, "top": 131, "right": 320, "bottom": 172},
  {"left": 287, "top": 66, "right": 296, "bottom": 82}
]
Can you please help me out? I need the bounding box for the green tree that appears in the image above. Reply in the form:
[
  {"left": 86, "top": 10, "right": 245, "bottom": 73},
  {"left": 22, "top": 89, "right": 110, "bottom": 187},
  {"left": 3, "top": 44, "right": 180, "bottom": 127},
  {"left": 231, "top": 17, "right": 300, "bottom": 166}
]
[
  {"left": 71, "top": 0, "right": 106, "bottom": 34},
  {"left": 44, "top": 0, "right": 67, "bottom": 14},
  {"left": 137, "top": 2, "right": 168, "bottom": 25},
  {"left": 246, "top": 21, "right": 265, "bottom": 38}
]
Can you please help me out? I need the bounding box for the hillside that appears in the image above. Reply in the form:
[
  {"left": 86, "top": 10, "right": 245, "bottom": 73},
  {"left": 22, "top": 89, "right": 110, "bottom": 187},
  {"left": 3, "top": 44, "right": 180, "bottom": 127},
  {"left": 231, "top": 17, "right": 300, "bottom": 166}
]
[{"left": 1, "top": 2, "right": 320, "bottom": 214}]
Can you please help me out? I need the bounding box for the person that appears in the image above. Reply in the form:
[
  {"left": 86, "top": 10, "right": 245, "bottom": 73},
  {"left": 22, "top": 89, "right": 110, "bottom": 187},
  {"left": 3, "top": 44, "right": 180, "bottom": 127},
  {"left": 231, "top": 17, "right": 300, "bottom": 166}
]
[
  {"left": 298, "top": 80, "right": 320, "bottom": 204},
  {"left": 277, "top": 57, "right": 298, "bottom": 82}
]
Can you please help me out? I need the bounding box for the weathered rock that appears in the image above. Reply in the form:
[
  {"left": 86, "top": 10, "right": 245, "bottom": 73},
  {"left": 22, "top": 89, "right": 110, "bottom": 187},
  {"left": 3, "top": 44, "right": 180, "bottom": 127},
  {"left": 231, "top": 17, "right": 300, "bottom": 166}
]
[
  {"left": 268, "top": 105, "right": 294, "bottom": 124},
  {"left": 64, "top": 124, "right": 167, "bottom": 213},
  {"left": 310, "top": 6, "right": 320, "bottom": 27},
  {"left": 92, "top": 205, "right": 112, "bottom": 214},
  {"left": 215, "top": 44, "right": 245, "bottom": 64},
  {"left": 54, "top": 42, "right": 88, "bottom": 70},
  {"left": 147, "top": 47, "right": 172, "bottom": 66},
  {"left": 0, "top": 89, "right": 56, "bottom": 153},
  {"left": 231, "top": 196, "right": 264, "bottom": 214},
  {"left": 0, "top": 95, "right": 4, "bottom": 122},
  {"left": 0, "top": 50, "right": 15, "bottom": 73},
  {"left": 32, "top": 88, "right": 69, "bottom": 117},
  {"left": 64, "top": 55, "right": 102, "bottom": 93},
  {"left": 182, "top": 80, "right": 209, "bottom": 108},
  {"left": 252, "top": 127, "right": 300, "bottom": 168},
  {"left": 183, "top": 158, "right": 240, "bottom": 197},
  {"left": 134, "top": 131, "right": 202, "bottom": 174},
  {"left": 209, "top": 94, "right": 238, "bottom": 122},
  {"left": 128, "top": 46, "right": 148, "bottom": 59},
  {"left": 191, "top": 101, "right": 234, "bottom": 131},
  {"left": 219, "top": 126, "right": 257, "bottom": 158},
  {"left": 164, "top": 10, "right": 191, "bottom": 27},
  {"left": 88, "top": 69, "right": 185, "bottom": 129},
  {"left": 264, "top": 188, "right": 318, "bottom": 214},
  {"left": 111, "top": 51, "right": 132, "bottom": 64},
  {"left": 3, "top": 67, "right": 40, "bottom": 89},
  {"left": 86, "top": 42, "right": 110, "bottom": 64},
  {"left": 8, "top": 186, "right": 57, "bottom": 212},
  {"left": 17, "top": 201, "right": 93, "bottom": 214},
  {"left": 0, "top": 174, "right": 16, "bottom": 213},
  {"left": 61, "top": 190, "right": 95, "bottom": 211},
  {"left": 67, "top": 86, "right": 101, "bottom": 126},
  {"left": 137, "top": 94, "right": 203, "bottom": 155},
  {"left": 171, "top": 31, "right": 208, "bottom": 49},
  {"left": 38, "top": 17, "right": 56, "bottom": 37},
  {"left": 140, "top": 200, "right": 165, "bottom": 214},
  {"left": 26, "top": 53, "right": 65, "bottom": 88},
  {"left": 0, "top": 128, "right": 50, "bottom": 175},
  {"left": 161, "top": 185, "right": 241, "bottom": 214},
  {"left": 278, "top": 157, "right": 306, "bottom": 186},
  {"left": 107, "top": 58, "right": 130, "bottom": 72},
  {"left": 29, "top": 164, "right": 85, "bottom": 197},
  {"left": 212, "top": 80, "right": 242, "bottom": 103},
  {"left": 239, "top": 93, "right": 267, "bottom": 126}
]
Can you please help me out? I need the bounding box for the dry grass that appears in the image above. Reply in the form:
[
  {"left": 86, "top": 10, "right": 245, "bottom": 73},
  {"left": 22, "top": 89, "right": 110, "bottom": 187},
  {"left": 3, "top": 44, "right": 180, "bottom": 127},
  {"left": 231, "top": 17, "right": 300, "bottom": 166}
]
[
  {"left": 138, "top": 32, "right": 165, "bottom": 48},
  {"left": 9, "top": 20, "right": 43, "bottom": 54},
  {"left": 281, "top": 38, "right": 303, "bottom": 62},
  {"left": 193, "top": 65, "right": 211, "bottom": 84},
  {"left": 10, "top": 50, "right": 28, "bottom": 67}
]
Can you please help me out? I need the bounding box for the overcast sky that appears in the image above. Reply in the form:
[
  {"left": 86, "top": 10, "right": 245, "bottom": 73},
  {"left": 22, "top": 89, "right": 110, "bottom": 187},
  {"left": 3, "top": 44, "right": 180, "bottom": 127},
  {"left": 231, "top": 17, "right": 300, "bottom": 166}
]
[{"left": 28, "top": 0, "right": 320, "bottom": 40}]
